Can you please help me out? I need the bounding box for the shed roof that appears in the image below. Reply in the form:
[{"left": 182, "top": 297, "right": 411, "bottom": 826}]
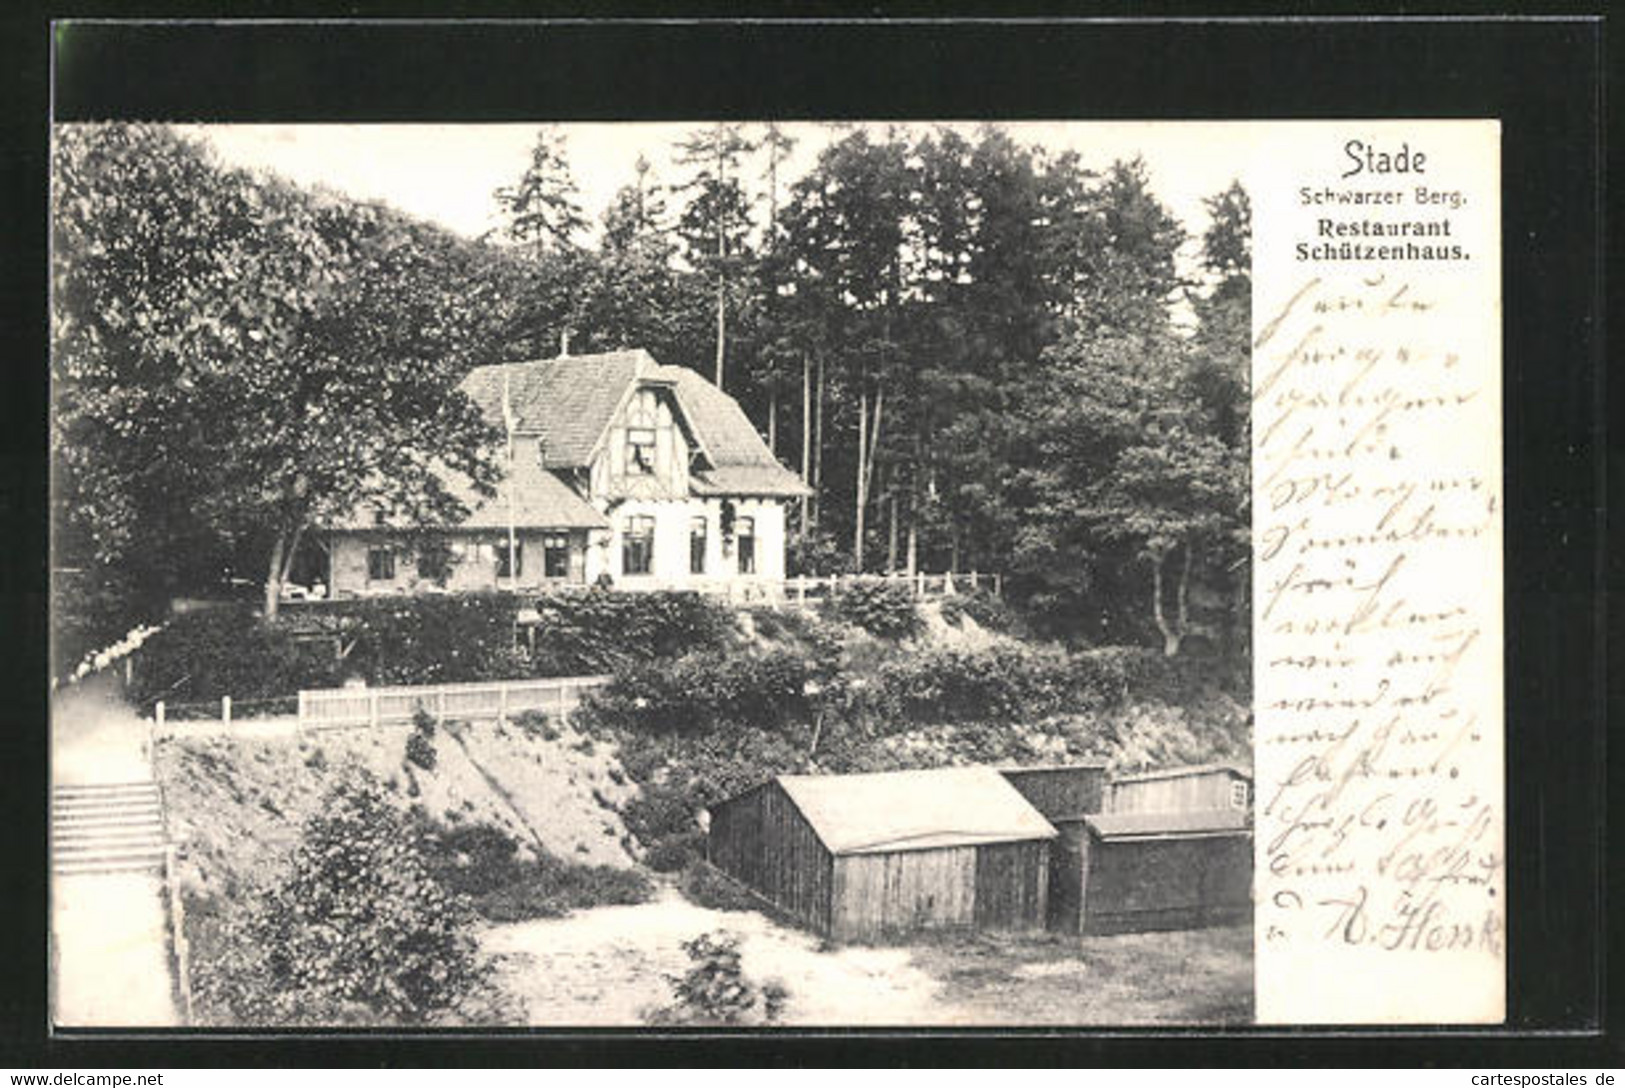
[
  {"left": 775, "top": 766, "right": 1057, "bottom": 856},
  {"left": 1083, "top": 808, "right": 1251, "bottom": 841},
  {"left": 1111, "top": 761, "right": 1251, "bottom": 786}
]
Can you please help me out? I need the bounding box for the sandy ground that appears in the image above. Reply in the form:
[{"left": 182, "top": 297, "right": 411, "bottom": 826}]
[
  {"left": 52, "top": 872, "right": 179, "bottom": 1027},
  {"left": 483, "top": 887, "right": 944, "bottom": 1026},
  {"left": 483, "top": 889, "right": 1253, "bottom": 1027}
]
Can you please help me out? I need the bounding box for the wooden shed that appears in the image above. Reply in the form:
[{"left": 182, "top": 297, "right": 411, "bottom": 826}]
[
  {"left": 1048, "top": 808, "right": 1253, "bottom": 935},
  {"left": 1107, "top": 762, "right": 1252, "bottom": 816},
  {"left": 707, "top": 765, "right": 1058, "bottom": 943}
]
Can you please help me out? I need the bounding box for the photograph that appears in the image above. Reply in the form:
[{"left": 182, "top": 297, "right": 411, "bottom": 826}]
[{"left": 48, "top": 119, "right": 1257, "bottom": 1029}]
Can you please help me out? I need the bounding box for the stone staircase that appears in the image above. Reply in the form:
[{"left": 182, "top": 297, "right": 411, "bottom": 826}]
[{"left": 52, "top": 782, "right": 169, "bottom": 877}]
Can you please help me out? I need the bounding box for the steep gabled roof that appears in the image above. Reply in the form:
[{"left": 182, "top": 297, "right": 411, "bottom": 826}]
[
  {"left": 460, "top": 350, "right": 655, "bottom": 467},
  {"left": 459, "top": 351, "right": 810, "bottom": 496},
  {"left": 773, "top": 766, "right": 1057, "bottom": 856}
]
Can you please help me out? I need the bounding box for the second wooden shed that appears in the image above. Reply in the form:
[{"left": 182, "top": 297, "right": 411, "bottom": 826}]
[
  {"left": 1107, "top": 762, "right": 1252, "bottom": 815},
  {"left": 707, "top": 765, "right": 1058, "bottom": 943}
]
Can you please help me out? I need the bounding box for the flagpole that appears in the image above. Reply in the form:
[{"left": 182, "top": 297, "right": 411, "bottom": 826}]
[{"left": 503, "top": 368, "right": 518, "bottom": 592}]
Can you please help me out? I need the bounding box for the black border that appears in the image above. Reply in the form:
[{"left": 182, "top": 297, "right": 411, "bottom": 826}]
[{"left": 2, "top": 10, "right": 1611, "bottom": 1068}]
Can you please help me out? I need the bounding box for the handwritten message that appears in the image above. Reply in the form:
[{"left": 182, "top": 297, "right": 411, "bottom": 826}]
[{"left": 1251, "top": 123, "right": 1503, "bottom": 1023}]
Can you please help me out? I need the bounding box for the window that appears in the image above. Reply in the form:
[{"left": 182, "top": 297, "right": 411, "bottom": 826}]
[
  {"left": 543, "top": 533, "right": 571, "bottom": 579},
  {"left": 622, "top": 515, "right": 655, "bottom": 575},
  {"left": 1229, "top": 779, "right": 1249, "bottom": 810},
  {"left": 496, "top": 539, "right": 523, "bottom": 579},
  {"left": 626, "top": 427, "right": 656, "bottom": 475},
  {"left": 366, "top": 546, "right": 395, "bottom": 582},
  {"left": 736, "top": 516, "right": 756, "bottom": 575},
  {"left": 689, "top": 517, "right": 707, "bottom": 575}
]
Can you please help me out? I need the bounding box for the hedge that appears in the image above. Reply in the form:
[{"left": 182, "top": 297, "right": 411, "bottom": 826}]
[{"left": 128, "top": 590, "right": 740, "bottom": 706}]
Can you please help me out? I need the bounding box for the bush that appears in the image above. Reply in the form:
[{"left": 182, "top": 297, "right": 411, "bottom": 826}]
[
  {"left": 786, "top": 529, "right": 848, "bottom": 577},
  {"left": 642, "top": 931, "right": 787, "bottom": 1026},
  {"left": 938, "top": 587, "right": 1022, "bottom": 635},
  {"left": 475, "top": 861, "right": 652, "bottom": 922},
  {"left": 578, "top": 648, "right": 814, "bottom": 735},
  {"left": 527, "top": 589, "right": 735, "bottom": 676},
  {"left": 417, "top": 817, "right": 653, "bottom": 921},
  {"left": 405, "top": 708, "right": 438, "bottom": 771},
  {"left": 343, "top": 594, "right": 520, "bottom": 686},
  {"left": 511, "top": 709, "right": 559, "bottom": 742},
  {"left": 191, "top": 776, "right": 512, "bottom": 1026},
  {"left": 680, "top": 862, "right": 764, "bottom": 912},
  {"left": 129, "top": 606, "right": 339, "bottom": 705},
  {"left": 825, "top": 579, "right": 923, "bottom": 640},
  {"left": 869, "top": 643, "right": 1081, "bottom": 726}
]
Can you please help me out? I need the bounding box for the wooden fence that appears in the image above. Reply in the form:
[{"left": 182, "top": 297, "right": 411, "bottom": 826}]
[
  {"left": 710, "top": 570, "right": 1002, "bottom": 607},
  {"left": 294, "top": 675, "right": 612, "bottom": 731}
]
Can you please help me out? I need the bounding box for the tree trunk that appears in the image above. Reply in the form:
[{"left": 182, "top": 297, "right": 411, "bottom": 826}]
[
  {"left": 905, "top": 511, "right": 918, "bottom": 578},
  {"left": 264, "top": 521, "right": 308, "bottom": 621},
  {"left": 767, "top": 387, "right": 777, "bottom": 454},
  {"left": 800, "top": 352, "right": 811, "bottom": 531},
  {"left": 264, "top": 532, "right": 286, "bottom": 620},
  {"left": 813, "top": 353, "right": 825, "bottom": 528},
  {"left": 1176, "top": 541, "right": 1193, "bottom": 640},
  {"left": 713, "top": 278, "right": 726, "bottom": 389},
  {"left": 1150, "top": 551, "right": 1182, "bottom": 657},
  {"left": 886, "top": 487, "right": 899, "bottom": 574},
  {"left": 854, "top": 385, "right": 868, "bottom": 569}
]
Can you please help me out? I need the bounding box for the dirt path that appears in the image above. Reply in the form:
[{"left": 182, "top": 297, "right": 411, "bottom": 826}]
[
  {"left": 51, "top": 673, "right": 180, "bottom": 1027},
  {"left": 482, "top": 888, "right": 948, "bottom": 1026},
  {"left": 52, "top": 872, "right": 179, "bottom": 1026},
  {"left": 483, "top": 889, "right": 1254, "bottom": 1027},
  {"left": 52, "top": 671, "right": 153, "bottom": 785}
]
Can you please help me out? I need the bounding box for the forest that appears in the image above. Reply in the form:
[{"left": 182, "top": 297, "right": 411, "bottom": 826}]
[{"left": 51, "top": 122, "right": 1251, "bottom": 664}]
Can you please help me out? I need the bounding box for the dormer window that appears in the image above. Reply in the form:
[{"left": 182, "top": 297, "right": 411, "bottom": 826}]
[{"left": 626, "top": 427, "right": 656, "bottom": 475}]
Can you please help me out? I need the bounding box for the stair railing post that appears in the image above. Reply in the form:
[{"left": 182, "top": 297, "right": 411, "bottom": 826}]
[
  {"left": 221, "top": 695, "right": 231, "bottom": 728},
  {"left": 155, "top": 701, "right": 165, "bottom": 729}
]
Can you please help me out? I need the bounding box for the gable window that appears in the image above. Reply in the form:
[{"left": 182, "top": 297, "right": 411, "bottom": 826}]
[
  {"left": 622, "top": 515, "right": 655, "bottom": 576},
  {"left": 626, "top": 427, "right": 656, "bottom": 475},
  {"left": 543, "top": 533, "right": 571, "bottom": 579},
  {"left": 366, "top": 546, "right": 396, "bottom": 582},
  {"left": 736, "top": 516, "right": 756, "bottom": 575},
  {"left": 1229, "top": 779, "right": 1249, "bottom": 810},
  {"left": 689, "top": 517, "right": 708, "bottom": 575},
  {"left": 496, "top": 539, "right": 523, "bottom": 579}
]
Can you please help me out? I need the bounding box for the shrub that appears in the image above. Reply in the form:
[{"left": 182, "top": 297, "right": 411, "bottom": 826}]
[
  {"left": 418, "top": 817, "right": 653, "bottom": 921},
  {"left": 680, "top": 862, "right": 764, "bottom": 912},
  {"left": 191, "top": 776, "right": 511, "bottom": 1026},
  {"left": 578, "top": 648, "right": 814, "bottom": 735},
  {"left": 786, "top": 529, "right": 848, "bottom": 577},
  {"left": 825, "top": 579, "right": 923, "bottom": 640},
  {"left": 512, "top": 709, "right": 560, "bottom": 742},
  {"left": 938, "top": 587, "right": 1022, "bottom": 635},
  {"left": 870, "top": 643, "right": 1081, "bottom": 726},
  {"left": 475, "top": 861, "right": 652, "bottom": 922},
  {"left": 642, "top": 931, "right": 788, "bottom": 1026},
  {"left": 527, "top": 589, "right": 735, "bottom": 676},
  {"left": 129, "top": 606, "right": 338, "bottom": 705},
  {"left": 343, "top": 594, "right": 520, "bottom": 686},
  {"left": 405, "top": 708, "right": 438, "bottom": 771}
]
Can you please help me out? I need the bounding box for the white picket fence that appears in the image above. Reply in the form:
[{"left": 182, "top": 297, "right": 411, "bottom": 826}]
[{"left": 295, "top": 674, "right": 612, "bottom": 731}]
